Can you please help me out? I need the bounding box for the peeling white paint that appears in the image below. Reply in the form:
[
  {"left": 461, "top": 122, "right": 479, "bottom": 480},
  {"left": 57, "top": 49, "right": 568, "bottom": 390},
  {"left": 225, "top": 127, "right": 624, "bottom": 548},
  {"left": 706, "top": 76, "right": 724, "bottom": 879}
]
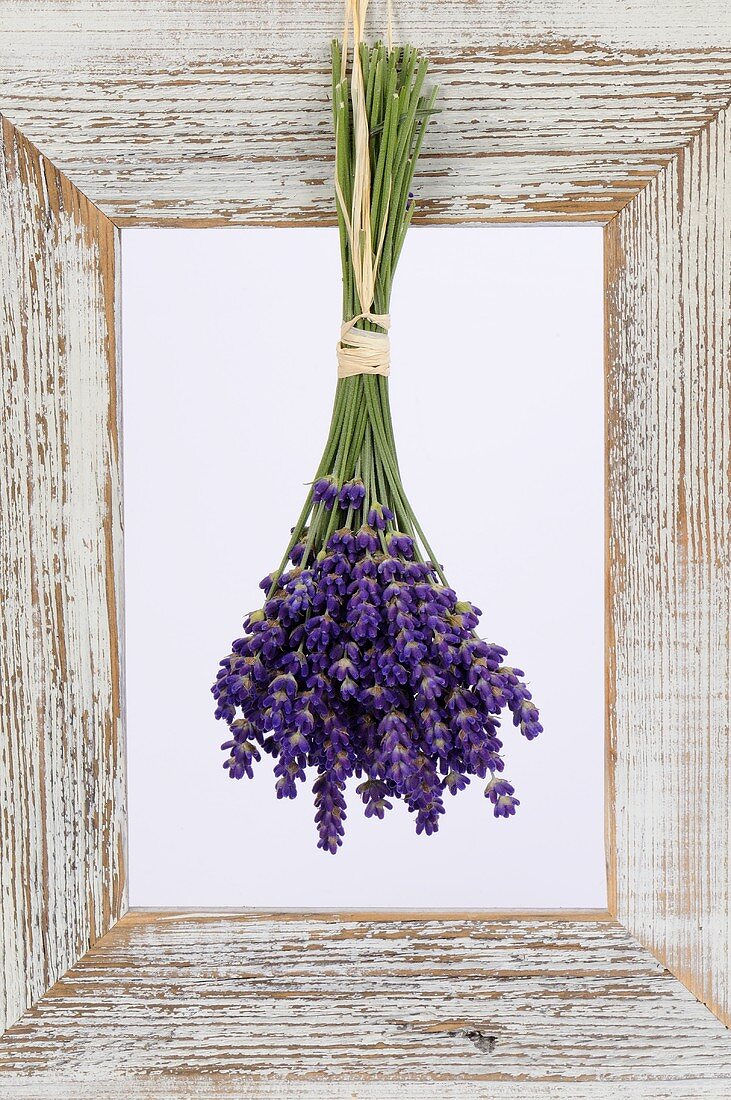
[
  {"left": 0, "top": 117, "right": 126, "bottom": 1035},
  {"left": 1, "top": 911, "right": 731, "bottom": 1094},
  {"left": 0, "top": 2, "right": 730, "bottom": 1085},
  {"left": 1, "top": 3, "right": 731, "bottom": 224},
  {"left": 606, "top": 107, "right": 731, "bottom": 1028}
]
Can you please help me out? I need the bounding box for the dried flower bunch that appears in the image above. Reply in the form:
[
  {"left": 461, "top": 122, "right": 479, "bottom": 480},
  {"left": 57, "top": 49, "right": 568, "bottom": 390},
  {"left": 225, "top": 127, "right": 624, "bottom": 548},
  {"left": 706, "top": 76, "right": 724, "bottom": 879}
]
[{"left": 213, "top": 9, "right": 542, "bottom": 853}]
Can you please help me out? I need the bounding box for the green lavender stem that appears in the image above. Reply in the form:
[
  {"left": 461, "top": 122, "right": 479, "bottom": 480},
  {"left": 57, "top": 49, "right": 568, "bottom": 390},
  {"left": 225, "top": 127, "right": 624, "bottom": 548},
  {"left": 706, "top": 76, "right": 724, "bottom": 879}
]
[{"left": 270, "top": 40, "right": 438, "bottom": 590}]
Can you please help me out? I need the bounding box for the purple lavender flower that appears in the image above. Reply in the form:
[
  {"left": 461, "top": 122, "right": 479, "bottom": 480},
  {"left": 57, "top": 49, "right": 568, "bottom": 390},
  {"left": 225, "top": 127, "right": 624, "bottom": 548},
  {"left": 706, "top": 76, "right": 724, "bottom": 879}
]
[
  {"left": 492, "top": 793, "right": 520, "bottom": 818},
  {"left": 356, "top": 525, "right": 379, "bottom": 552},
  {"left": 212, "top": 524, "right": 541, "bottom": 850},
  {"left": 510, "top": 694, "right": 543, "bottom": 740},
  {"left": 339, "top": 479, "right": 366, "bottom": 510},
  {"left": 444, "top": 770, "right": 469, "bottom": 795},
  {"left": 367, "top": 502, "right": 394, "bottom": 530},
  {"left": 314, "top": 771, "right": 347, "bottom": 853},
  {"left": 313, "top": 476, "right": 338, "bottom": 509},
  {"left": 212, "top": 42, "right": 541, "bottom": 852},
  {"left": 485, "top": 775, "right": 520, "bottom": 818},
  {"left": 357, "top": 777, "right": 394, "bottom": 819},
  {"left": 387, "top": 532, "right": 414, "bottom": 558}
]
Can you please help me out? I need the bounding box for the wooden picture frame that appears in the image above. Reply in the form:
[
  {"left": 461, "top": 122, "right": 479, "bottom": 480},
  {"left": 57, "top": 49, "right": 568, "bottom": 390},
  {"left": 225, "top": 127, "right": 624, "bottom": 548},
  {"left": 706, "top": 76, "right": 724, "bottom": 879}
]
[{"left": 1, "top": 2, "right": 730, "bottom": 1093}]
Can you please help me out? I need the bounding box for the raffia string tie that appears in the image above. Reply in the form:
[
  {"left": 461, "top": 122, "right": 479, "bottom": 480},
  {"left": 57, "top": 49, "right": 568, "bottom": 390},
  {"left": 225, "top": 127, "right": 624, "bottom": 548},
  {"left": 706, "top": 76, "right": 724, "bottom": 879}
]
[
  {"left": 337, "top": 312, "right": 391, "bottom": 377},
  {"left": 335, "top": 0, "right": 392, "bottom": 379}
]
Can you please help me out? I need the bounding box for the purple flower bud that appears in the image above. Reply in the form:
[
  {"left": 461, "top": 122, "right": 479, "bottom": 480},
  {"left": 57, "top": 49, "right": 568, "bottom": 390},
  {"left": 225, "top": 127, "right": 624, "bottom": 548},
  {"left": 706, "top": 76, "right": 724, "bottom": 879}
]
[
  {"left": 444, "top": 770, "right": 469, "bottom": 795},
  {"left": 328, "top": 527, "right": 357, "bottom": 554},
  {"left": 289, "top": 542, "right": 306, "bottom": 565},
  {"left": 339, "top": 479, "right": 366, "bottom": 510},
  {"left": 387, "top": 532, "right": 414, "bottom": 558},
  {"left": 356, "top": 525, "right": 378, "bottom": 552},
  {"left": 367, "top": 502, "right": 394, "bottom": 530},
  {"left": 313, "top": 476, "right": 338, "bottom": 509},
  {"left": 485, "top": 775, "right": 515, "bottom": 801},
  {"left": 492, "top": 793, "right": 520, "bottom": 818}
]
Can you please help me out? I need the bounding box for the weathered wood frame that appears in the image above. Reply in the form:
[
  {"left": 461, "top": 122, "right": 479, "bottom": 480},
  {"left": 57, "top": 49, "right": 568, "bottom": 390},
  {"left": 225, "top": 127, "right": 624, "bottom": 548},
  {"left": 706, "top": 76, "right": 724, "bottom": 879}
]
[{"left": 1, "top": 1, "right": 730, "bottom": 1093}]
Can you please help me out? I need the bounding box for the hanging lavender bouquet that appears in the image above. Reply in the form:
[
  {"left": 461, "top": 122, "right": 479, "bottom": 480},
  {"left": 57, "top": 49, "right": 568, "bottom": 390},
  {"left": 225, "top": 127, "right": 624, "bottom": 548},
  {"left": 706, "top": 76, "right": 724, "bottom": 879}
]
[{"left": 212, "top": 6, "right": 542, "bottom": 854}]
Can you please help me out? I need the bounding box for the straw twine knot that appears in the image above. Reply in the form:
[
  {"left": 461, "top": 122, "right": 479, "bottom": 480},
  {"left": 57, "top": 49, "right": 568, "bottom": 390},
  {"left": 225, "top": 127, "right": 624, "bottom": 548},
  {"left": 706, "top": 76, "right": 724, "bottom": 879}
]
[{"left": 336, "top": 312, "right": 391, "bottom": 377}]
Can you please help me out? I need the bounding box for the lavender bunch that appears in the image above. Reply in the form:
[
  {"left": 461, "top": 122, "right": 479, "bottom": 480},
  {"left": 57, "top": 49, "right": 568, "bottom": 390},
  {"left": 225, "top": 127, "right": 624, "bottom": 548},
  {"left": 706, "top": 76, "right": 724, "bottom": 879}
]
[{"left": 212, "top": 35, "right": 542, "bottom": 854}]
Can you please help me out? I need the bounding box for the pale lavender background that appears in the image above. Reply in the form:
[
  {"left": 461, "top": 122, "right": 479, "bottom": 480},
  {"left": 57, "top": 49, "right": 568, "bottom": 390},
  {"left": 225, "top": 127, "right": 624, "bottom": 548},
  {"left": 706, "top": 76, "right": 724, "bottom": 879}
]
[{"left": 121, "top": 225, "right": 605, "bottom": 907}]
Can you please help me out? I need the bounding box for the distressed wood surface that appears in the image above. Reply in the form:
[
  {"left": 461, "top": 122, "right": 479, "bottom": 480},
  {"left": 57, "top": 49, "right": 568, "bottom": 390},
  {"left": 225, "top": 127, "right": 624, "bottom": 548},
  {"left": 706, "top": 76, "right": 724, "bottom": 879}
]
[
  {"left": 1, "top": 0, "right": 731, "bottom": 1078},
  {"left": 0, "top": 115, "right": 126, "bottom": 1035},
  {"left": 1, "top": 910, "right": 731, "bottom": 1098},
  {"left": 606, "top": 108, "right": 731, "bottom": 1026},
  {"left": 2, "top": 2, "right": 731, "bottom": 225}
]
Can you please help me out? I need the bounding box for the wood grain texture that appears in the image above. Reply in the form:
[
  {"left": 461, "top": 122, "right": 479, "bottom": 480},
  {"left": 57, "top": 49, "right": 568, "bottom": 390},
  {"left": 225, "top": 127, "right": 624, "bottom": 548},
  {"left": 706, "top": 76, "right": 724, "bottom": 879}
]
[
  {"left": 606, "top": 108, "right": 731, "bottom": 1026},
  {"left": 1, "top": 910, "right": 731, "bottom": 1097},
  {"left": 2, "top": 2, "right": 731, "bottom": 225},
  {"left": 0, "top": 115, "right": 126, "bottom": 1035},
  {"left": 1, "top": 0, "right": 731, "bottom": 1074}
]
